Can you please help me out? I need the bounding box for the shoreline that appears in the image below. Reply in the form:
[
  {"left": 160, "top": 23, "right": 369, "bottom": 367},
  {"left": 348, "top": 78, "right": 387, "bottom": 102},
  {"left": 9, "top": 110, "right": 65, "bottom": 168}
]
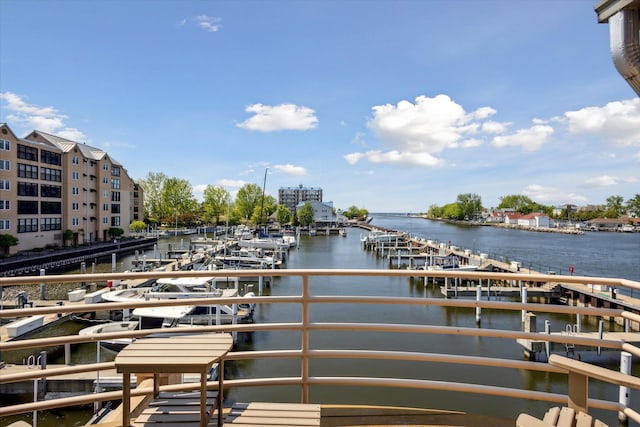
[{"left": 414, "top": 216, "right": 585, "bottom": 235}]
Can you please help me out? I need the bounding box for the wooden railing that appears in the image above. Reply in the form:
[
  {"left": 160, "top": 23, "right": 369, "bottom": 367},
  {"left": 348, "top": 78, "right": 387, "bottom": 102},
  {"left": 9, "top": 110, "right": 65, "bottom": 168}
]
[{"left": 1, "top": 269, "right": 640, "bottom": 425}]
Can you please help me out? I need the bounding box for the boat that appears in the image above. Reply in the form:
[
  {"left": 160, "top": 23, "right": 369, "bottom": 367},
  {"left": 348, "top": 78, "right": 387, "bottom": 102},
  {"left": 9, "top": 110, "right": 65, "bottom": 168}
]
[
  {"left": 425, "top": 255, "right": 478, "bottom": 272},
  {"left": 360, "top": 228, "right": 406, "bottom": 244},
  {"left": 78, "top": 320, "right": 140, "bottom": 352}
]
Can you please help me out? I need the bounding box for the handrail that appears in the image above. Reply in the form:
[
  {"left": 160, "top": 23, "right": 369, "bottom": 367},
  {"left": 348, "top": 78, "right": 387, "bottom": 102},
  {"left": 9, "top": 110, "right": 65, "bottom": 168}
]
[{"left": 1, "top": 268, "right": 640, "bottom": 425}]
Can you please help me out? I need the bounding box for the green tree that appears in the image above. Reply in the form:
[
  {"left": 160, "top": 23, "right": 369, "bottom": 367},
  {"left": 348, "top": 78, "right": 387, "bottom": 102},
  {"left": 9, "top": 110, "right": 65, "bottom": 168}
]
[
  {"left": 625, "top": 194, "right": 640, "bottom": 217},
  {"left": 497, "top": 194, "right": 534, "bottom": 212},
  {"left": 62, "top": 229, "right": 73, "bottom": 247},
  {"left": 235, "top": 183, "right": 263, "bottom": 223},
  {"left": 456, "top": 193, "right": 482, "bottom": 220},
  {"left": 441, "top": 202, "right": 463, "bottom": 220},
  {"left": 276, "top": 204, "right": 291, "bottom": 225},
  {"left": 138, "top": 172, "right": 167, "bottom": 221},
  {"left": 297, "top": 202, "right": 314, "bottom": 226},
  {"left": 0, "top": 234, "right": 18, "bottom": 256},
  {"left": 202, "top": 185, "right": 230, "bottom": 225},
  {"left": 130, "top": 220, "right": 146, "bottom": 234},
  {"left": 251, "top": 195, "right": 277, "bottom": 225},
  {"left": 343, "top": 205, "right": 368, "bottom": 220},
  {"left": 605, "top": 195, "right": 624, "bottom": 218},
  {"left": 426, "top": 204, "right": 443, "bottom": 218},
  {"left": 109, "top": 228, "right": 124, "bottom": 239},
  {"left": 161, "top": 177, "right": 198, "bottom": 225}
]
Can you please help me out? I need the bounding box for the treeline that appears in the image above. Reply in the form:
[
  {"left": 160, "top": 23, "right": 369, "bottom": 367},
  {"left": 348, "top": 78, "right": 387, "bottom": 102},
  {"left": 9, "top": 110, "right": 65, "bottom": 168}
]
[
  {"left": 426, "top": 193, "right": 640, "bottom": 221},
  {"left": 137, "top": 172, "right": 367, "bottom": 228}
]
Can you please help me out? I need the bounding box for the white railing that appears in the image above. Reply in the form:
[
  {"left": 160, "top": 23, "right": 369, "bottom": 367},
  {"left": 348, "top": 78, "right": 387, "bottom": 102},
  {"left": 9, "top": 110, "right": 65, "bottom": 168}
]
[{"left": 1, "top": 269, "right": 640, "bottom": 425}]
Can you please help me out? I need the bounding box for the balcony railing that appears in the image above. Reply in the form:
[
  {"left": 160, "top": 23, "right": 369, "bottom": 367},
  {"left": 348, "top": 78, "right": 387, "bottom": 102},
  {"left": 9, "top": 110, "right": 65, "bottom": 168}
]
[{"left": 1, "top": 269, "right": 640, "bottom": 425}]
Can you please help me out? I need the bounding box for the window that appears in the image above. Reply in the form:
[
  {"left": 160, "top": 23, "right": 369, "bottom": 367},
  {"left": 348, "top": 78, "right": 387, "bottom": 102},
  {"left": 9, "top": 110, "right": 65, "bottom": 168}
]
[
  {"left": 18, "top": 182, "right": 38, "bottom": 196},
  {"left": 72, "top": 171, "right": 79, "bottom": 180},
  {"left": 0, "top": 200, "right": 9, "bottom": 210},
  {"left": 111, "top": 178, "right": 120, "bottom": 189},
  {"left": 0, "top": 139, "right": 9, "bottom": 151},
  {"left": 18, "top": 218, "right": 38, "bottom": 233},
  {"left": 111, "top": 166, "right": 121, "bottom": 176},
  {"left": 72, "top": 156, "right": 79, "bottom": 164},
  {"left": 103, "top": 203, "right": 108, "bottom": 211},
  {"left": 111, "top": 216, "right": 121, "bottom": 226},
  {"left": 103, "top": 176, "right": 108, "bottom": 184},
  {"left": 17, "top": 144, "right": 37, "bottom": 161},
  {"left": 18, "top": 163, "right": 38, "bottom": 179},
  {"left": 103, "top": 163, "right": 109, "bottom": 171},
  {"left": 40, "top": 217, "right": 62, "bottom": 231},
  {"left": 17, "top": 200, "right": 38, "bottom": 214},
  {"left": 0, "top": 179, "right": 9, "bottom": 191},
  {"left": 41, "top": 184, "right": 62, "bottom": 198},
  {"left": 41, "top": 150, "right": 61, "bottom": 166},
  {"left": 111, "top": 191, "right": 121, "bottom": 202},
  {"left": 0, "top": 219, "right": 9, "bottom": 230},
  {"left": 72, "top": 202, "right": 79, "bottom": 210},
  {"left": 0, "top": 160, "right": 9, "bottom": 170},
  {"left": 111, "top": 204, "right": 121, "bottom": 213},
  {"left": 72, "top": 217, "right": 79, "bottom": 226},
  {"left": 41, "top": 201, "right": 61, "bottom": 214},
  {"left": 102, "top": 217, "right": 108, "bottom": 225},
  {"left": 72, "top": 187, "right": 79, "bottom": 195},
  {"left": 40, "top": 167, "right": 62, "bottom": 182},
  {"left": 103, "top": 190, "right": 109, "bottom": 198}
]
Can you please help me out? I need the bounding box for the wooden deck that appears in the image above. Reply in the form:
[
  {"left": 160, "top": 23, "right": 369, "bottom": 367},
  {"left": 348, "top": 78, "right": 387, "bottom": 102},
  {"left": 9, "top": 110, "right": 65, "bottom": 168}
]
[
  {"left": 224, "top": 402, "right": 321, "bottom": 426},
  {"left": 134, "top": 390, "right": 218, "bottom": 427}
]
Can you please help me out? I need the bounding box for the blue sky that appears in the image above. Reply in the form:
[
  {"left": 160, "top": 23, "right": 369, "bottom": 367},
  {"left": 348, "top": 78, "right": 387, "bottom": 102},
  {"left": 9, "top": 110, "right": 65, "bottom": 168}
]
[{"left": 1, "top": 0, "right": 638, "bottom": 213}]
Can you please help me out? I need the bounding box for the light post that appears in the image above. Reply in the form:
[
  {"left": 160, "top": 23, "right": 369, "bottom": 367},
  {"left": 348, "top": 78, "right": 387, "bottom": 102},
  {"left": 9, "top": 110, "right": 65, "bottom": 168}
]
[{"left": 174, "top": 207, "right": 178, "bottom": 237}]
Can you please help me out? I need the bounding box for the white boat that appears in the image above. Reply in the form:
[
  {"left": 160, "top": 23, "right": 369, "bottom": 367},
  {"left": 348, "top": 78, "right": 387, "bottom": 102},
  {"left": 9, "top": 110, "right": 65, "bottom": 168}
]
[
  {"left": 78, "top": 320, "right": 140, "bottom": 352},
  {"left": 425, "top": 255, "right": 478, "bottom": 272},
  {"left": 237, "top": 237, "right": 290, "bottom": 251},
  {"left": 361, "top": 229, "right": 406, "bottom": 244}
]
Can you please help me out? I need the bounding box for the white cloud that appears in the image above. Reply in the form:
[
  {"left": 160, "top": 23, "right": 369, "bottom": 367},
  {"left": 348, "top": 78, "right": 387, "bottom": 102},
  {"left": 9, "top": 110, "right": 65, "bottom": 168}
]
[
  {"left": 0, "top": 92, "right": 86, "bottom": 141},
  {"left": 217, "top": 179, "right": 247, "bottom": 188},
  {"left": 345, "top": 150, "right": 444, "bottom": 167},
  {"left": 583, "top": 175, "right": 638, "bottom": 187},
  {"left": 482, "top": 120, "right": 510, "bottom": 134},
  {"left": 490, "top": 124, "right": 554, "bottom": 151},
  {"left": 564, "top": 98, "right": 640, "bottom": 147},
  {"left": 273, "top": 164, "right": 307, "bottom": 176},
  {"left": 522, "top": 184, "right": 587, "bottom": 204},
  {"left": 193, "top": 15, "right": 221, "bottom": 32},
  {"left": 237, "top": 103, "right": 318, "bottom": 132}
]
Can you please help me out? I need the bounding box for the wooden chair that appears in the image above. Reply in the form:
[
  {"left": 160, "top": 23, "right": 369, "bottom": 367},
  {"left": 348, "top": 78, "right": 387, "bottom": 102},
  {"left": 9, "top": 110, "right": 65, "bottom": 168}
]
[{"left": 516, "top": 406, "right": 608, "bottom": 427}]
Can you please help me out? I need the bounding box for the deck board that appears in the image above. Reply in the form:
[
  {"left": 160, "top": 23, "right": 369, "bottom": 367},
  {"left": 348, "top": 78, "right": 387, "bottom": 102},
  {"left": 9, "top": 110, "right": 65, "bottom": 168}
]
[{"left": 224, "top": 402, "right": 321, "bottom": 427}]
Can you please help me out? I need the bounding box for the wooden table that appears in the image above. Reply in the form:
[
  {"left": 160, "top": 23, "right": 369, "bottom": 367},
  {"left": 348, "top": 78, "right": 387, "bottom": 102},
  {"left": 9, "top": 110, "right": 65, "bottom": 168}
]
[{"left": 115, "top": 332, "right": 233, "bottom": 427}]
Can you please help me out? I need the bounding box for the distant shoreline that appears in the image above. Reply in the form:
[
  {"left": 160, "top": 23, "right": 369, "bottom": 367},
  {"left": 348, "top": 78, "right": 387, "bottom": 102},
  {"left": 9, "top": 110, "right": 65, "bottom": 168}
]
[{"left": 412, "top": 216, "right": 585, "bottom": 235}]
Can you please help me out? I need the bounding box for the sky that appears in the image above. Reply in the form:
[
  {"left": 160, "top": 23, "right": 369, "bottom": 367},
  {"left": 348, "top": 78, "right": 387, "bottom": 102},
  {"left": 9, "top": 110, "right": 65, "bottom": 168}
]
[{"left": 1, "top": 0, "right": 639, "bottom": 213}]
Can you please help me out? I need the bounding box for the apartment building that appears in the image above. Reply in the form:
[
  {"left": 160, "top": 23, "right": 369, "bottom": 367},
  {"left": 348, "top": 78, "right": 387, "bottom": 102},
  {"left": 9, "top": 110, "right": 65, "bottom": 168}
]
[
  {"left": 0, "top": 123, "right": 141, "bottom": 254},
  {"left": 278, "top": 185, "right": 322, "bottom": 215}
]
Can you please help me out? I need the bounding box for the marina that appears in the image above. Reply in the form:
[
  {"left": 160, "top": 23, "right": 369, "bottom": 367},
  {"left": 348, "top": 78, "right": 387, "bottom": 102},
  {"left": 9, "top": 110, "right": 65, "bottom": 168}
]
[{"left": 0, "top": 215, "right": 639, "bottom": 427}]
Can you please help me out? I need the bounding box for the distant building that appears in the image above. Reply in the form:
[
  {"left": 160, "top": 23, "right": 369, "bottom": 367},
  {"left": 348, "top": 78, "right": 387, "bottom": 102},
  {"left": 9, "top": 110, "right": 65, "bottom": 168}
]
[
  {"left": 552, "top": 204, "right": 577, "bottom": 217},
  {"left": 517, "top": 213, "right": 550, "bottom": 228},
  {"left": 296, "top": 200, "right": 342, "bottom": 226},
  {"left": 0, "top": 123, "right": 141, "bottom": 254},
  {"left": 278, "top": 185, "right": 322, "bottom": 215}
]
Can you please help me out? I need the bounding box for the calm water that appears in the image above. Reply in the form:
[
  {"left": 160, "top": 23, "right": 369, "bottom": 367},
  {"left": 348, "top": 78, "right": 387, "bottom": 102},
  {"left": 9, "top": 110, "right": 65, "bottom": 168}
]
[{"left": 6, "top": 215, "right": 639, "bottom": 426}]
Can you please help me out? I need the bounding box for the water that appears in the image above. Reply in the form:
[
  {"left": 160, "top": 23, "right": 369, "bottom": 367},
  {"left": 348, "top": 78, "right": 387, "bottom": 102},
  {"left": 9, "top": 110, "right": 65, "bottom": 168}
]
[{"left": 6, "top": 216, "right": 639, "bottom": 426}]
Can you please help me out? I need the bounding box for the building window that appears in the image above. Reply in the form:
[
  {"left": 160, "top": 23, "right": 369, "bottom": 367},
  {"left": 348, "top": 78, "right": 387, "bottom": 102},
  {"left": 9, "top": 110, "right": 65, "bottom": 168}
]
[
  {"left": 0, "top": 159, "right": 9, "bottom": 170},
  {"left": 103, "top": 203, "right": 108, "bottom": 211},
  {"left": 72, "top": 156, "right": 79, "bottom": 164},
  {"left": 0, "top": 200, "right": 9, "bottom": 210},
  {"left": 103, "top": 190, "right": 109, "bottom": 198},
  {"left": 40, "top": 167, "right": 62, "bottom": 182},
  {"left": 0, "top": 139, "right": 10, "bottom": 151},
  {"left": 17, "top": 144, "right": 37, "bottom": 161},
  {"left": 0, "top": 179, "right": 9, "bottom": 191},
  {"left": 111, "top": 166, "right": 120, "bottom": 176},
  {"left": 17, "top": 200, "right": 38, "bottom": 215},
  {"left": 72, "top": 171, "right": 79, "bottom": 180},
  {"left": 103, "top": 217, "right": 108, "bottom": 224},
  {"left": 18, "top": 163, "right": 38, "bottom": 179},
  {"left": 72, "top": 217, "right": 79, "bottom": 226},
  {"left": 103, "top": 163, "right": 109, "bottom": 171},
  {"left": 41, "top": 201, "right": 62, "bottom": 214},
  {"left": 111, "top": 204, "right": 121, "bottom": 214},
  {"left": 17, "top": 182, "right": 38, "bottom": 196},
  {"left": 40, "top": 217, "right": 62, "bottom": 231},
  {"left": 111, "top": 178, "right": 120, "bottom": 189},
  {"left": 111, "top": 191, "right": 121, "bottom": 202},
  {"left": 72, "top": 187, "right": 79, "bottom": 195},
  {"left": 111, "top": 216, "right": 121, "bottom": 226},
  {"left": 41, "top": 149, "right": 61, "bottom": 166},
  {"left": 41, "top": 184, "right": 62, "bottom": 198},
  {"left": 103, "top": 176, "right": 108, "bottom": 184},
  {"left": 0, "top": 219, "right": 10, "bottom": 230},
  {"left": 18, "top": 218, "right": 38, "bottom": 233}
]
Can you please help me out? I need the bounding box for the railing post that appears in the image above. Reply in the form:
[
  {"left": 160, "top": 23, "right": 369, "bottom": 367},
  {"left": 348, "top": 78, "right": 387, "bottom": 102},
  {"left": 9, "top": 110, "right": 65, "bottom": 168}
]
[
  {"left": 619, "top": 351, "right": 632, "bottom": 422},
  {"left": 301, "top": 273, "right": 310, "bottom": 403},
  {"left": 475, "top": 285, "right": 481, "bottom": 325},
  {"left": 39, "top": 268, "right": 46, "bottom": 300},
  {"left": 567, "top": 370, "right": 588, "bottom": 414}
]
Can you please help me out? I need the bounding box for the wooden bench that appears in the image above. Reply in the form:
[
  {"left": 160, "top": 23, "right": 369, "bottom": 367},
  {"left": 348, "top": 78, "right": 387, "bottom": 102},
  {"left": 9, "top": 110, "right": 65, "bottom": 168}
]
[
  {"left": 132, "top": 390, "right": 218, "bottom": 427},
  {"left": 224, "top": 402, "right": 321, "bottom": 426},
  {"left": 516, "top": 406, "right": 608, "bottom": 427}
]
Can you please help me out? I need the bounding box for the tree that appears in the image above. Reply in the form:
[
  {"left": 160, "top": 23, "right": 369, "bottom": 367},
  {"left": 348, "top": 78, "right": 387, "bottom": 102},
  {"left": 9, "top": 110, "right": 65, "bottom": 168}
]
[
  {"left": 343, "top": 205, "right": 368, "bottom": 220},
  {"left": 605, "top": 195, "right": 624, "bottom": 218},
  {"left": 63, "top": 229, "right": 73, "bottom": 247},
  {"left": 0, "top": 234, "right": 18, "bottom": 256},
  {"left": 276, "top": 204, "right": 292, "bottom": 225},
  {"left": 456, "top": 193, "right": 482, "bottom": 220},
  {"left": 138, "top": 172, "right": 167, "bottom": 221},
  {"left": 297, "top": 202, "right": 314, "bottom": 226},
  {"left": 235, "top": 183, "right": 263, "bottom": 223},
  {"left": 626, "top": 194, "right": 640, "bottom": 218},
  {"left": 251, "top": 195, "right": 277, "bottom": 225},
  {"left": 441, "top": 202, "right": 463, "bottom": 220},
  {"left": 161, "top": 177, "right": 198, "bottom": 225},
  {"left": 130, "top": 220, "right": 146, "bottom": 234},
  {"left": 109, "top": 228, "right": 124, "bottom": 239},
  {"left": 202, "top": 185, "right": 230, "bottom": 225},
  {"left": 497, "top": 194, "right": 534, "bottom": 212}
]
